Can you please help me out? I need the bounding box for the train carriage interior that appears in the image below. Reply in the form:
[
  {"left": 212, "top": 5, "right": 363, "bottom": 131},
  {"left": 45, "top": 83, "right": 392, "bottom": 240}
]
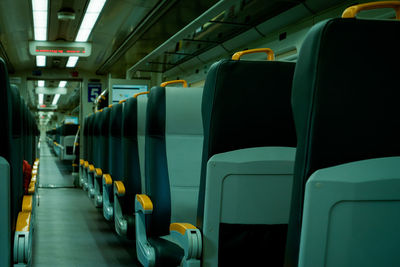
[{"left": 0, "top": 0, "right": 399, "bottom": 266}]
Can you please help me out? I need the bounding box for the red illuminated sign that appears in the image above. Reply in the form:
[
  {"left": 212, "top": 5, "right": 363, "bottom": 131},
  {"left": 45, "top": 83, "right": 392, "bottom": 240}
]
[
  {"left": 29, "top": 41, "right": 92, "bottom": 57},
  {"left": 35, "top": 46, "right": 86, "bottom": 55}
]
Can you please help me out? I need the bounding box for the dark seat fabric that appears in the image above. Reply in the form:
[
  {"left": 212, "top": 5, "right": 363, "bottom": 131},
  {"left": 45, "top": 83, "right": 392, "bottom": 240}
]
[
  {"left": 94, "top": 111, "right": 104, "bottom": 170},
  {"left": 197, "top": 59, "right": 296, "bottom": 266},
  {"left": 285, "top": 18, "right": 400, "bottom": 267},
  {"left": 61, "top": 124, "right": 79, "bottom": 136},
  {"left": 109, "top": 103, "right": 123, "bottom": 180},
  {"left": 121, "top": 97, "right": 141, "bottom": 236},
  {"left": 0, "top": 61, "right": 17, "bottom": 235},
  {"left": 145, "top": 87, "right": 169, "bottom": 238},
  {"left": 101, "top": 108, "right": 111, "bottom": 173},
  {"left": 10, "top": 85, "right": 23, "bottom": 224},
  {"left": 87, "top": 114, "right": 94, "bottom": 166},
  {"left": 83, "top": 117, "right": 88, "bottom": 162},
  {"left": 148, "top": 237, "right": 184, "bottom": 267}
]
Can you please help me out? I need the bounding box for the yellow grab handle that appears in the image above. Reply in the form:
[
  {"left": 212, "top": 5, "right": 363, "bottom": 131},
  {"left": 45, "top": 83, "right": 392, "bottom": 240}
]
[
  {"left": 232, "top": 48, "right": 275, "bottom": 61},
  {"left": 160, "top": 80, "right": 188, "bottom": 88},
  {"left": 134, "top": 91, "right": 150, "bottom": 98},
  {"left": 342, "top": 1, "right": 400, "bottom": 19}
]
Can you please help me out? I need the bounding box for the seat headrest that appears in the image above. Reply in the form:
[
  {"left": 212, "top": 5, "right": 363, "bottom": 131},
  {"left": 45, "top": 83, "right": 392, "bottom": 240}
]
[
  {"left": 202, "top": 59, "right": 296, "bottom": 161},
  {"left": 122, "top": 97, "right": 138, "bottom": 138},
  {"left": 286, "top": 18, "right": 400, "bottom": 267},
  {"left": 146, "top": 86, "right": 165, "bottom": 138},
  {"left": 110, "top": 103, "right": 123, "bottom": 137},
  {"left": 92, "top": 112, "right": 101, "bottom": 136},
  {"left": 100, "top": 107, "right": 111, "bottom": 136},
  {"left": 292, "top": 18, "right": 400, "bottom": 181},
  {"left": 165, "top": 86, "right": 203, "bottom": 135}
]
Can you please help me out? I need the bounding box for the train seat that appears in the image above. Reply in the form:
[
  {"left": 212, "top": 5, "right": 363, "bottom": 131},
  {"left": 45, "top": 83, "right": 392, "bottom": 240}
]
[
  {"left": 98, "top": 107, "right": 112, "bottom": 216},
  {"left": 87, "top": 111, "right": 101, "bottom": 199},
  {"left": 114, "top": 93, "right": 148, "bottom": 238},
  {"left": 79, "top": 117, "right": 88, "bottom": 187},
  {"left": 92, "top": 109, "right": 108, "bottom": 207},
  {"left": 0, "top": 58, "right": 35, "bottom": 266},
  {"left": 102, "top": 103, "right": 123, "bottom": 220},
  {"left": 59, "top": 124, "right": 79, "bottom": 161},
  {"left": 135, "top": 81, "right": 204, "bottom": 267},
  {"left": 197, "top": 49, "right": 297, "bottom": 267},
  {"left": 82, "top": 115, "right": 92, "bottom": 190},
  {"left": 285, "top": 2, "right": 400, "bottom": 266}
]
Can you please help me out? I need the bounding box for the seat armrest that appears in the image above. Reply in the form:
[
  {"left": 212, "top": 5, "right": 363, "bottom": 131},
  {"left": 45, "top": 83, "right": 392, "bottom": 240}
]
[
  {"left": 135, "top": 194, "right": 153, "bottom": 214},
  {"left": 170, "top": 223, "right": 202, "bottom": 266},
  {"left": 95, "top": 168, "right": 102, "bottom": 177},
  {"left": 135, "top": 194, "right": 155, "bottom": 266},
  {"left": 28, "top": 182, "right": 35, "bottom": 195},
  {"left": 113, "top": 181, "right": 127, "bottom": 236},
  {"left": 103, "top": 174, "right": 112, "bottom": 185},
  {"left": 114, "top": 181, "right": 126, "bottom": 197},
  {"left": 15, "top": 212, "right": 31, "bottom": 232},
  {"left": 22, "top": 195, "right": 33, "bottom": 212},
  {"left": 89, "top": 164, "right": 95, "bottom": 173}
]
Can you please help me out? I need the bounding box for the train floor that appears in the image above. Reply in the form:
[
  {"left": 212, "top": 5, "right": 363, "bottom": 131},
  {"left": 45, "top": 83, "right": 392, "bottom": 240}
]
[{"left": 32, "top": 142, "right": 139, "bottom": 266}]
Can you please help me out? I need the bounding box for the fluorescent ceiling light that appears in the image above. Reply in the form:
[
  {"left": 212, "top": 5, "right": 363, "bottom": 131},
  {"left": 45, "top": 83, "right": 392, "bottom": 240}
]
[
  {"left": 75, "top": 0, "right": 106, "bottom": 41},
  {"left": 59, "top": 81, "right": 67, "bottom": 88},
  {"left": 33, "top": 11, "right": 47, "bottom": 27},
  {"left": 36, "top": 55, "right": 46, "bottom": 67},
  {"left": 66, "top": 56, "right": 79, "bottom": 68},
  {"left": 86, "top": 0, "right": 107, "bottom": 13},
  {"left": 32, "top": 0, "right": 48, "bottom": 41},
  {"left": 38, "top": 93, "right": 44, "bottom": 105},
  {"left": 32, "top": 0, "right": 47, "bottom": 11},
  {"left": 75, "top": 29, "right": 91, "bottom": 43},
  {"left": 34, "top": 28, "right": 47, "bottom": 41},
  {"left": 70, "top": 0, "right": 106, "bottom": 67},
  {"left": 52, "top": 94, "right": 61, "bottom": 105},
  {"left": 38, "top": 80, "right": 45, "bottom": 87}
]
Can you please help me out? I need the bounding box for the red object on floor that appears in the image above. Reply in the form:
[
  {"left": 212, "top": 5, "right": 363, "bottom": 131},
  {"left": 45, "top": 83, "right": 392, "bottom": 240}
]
[{"left": 23, "top": 160, "right": 32, "bottom": 194}]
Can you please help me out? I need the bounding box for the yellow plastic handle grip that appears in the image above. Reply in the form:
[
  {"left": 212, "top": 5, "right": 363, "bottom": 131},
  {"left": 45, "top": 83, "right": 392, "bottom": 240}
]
[
  {"left": 134, "top": 91, "right": 150, "bottom": 98},
  {"left": 160, "top": 80, "right": 188, "bottom": 88},
  {"left": 342, "top": 1, "right": 400, "bottom": 19},
  {"left": 232, "top": 48, "right": 275, "bottom": 61}
]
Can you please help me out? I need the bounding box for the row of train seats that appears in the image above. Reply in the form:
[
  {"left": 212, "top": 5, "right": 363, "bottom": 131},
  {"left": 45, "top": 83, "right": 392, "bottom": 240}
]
[
  {"left": 0, "top": 58, "right": 40, "bottom": 266},
  {"left": 79, "top": 2, "right": 400, "bottom": 266},
  {"left": 46, "top": 123, "right": 79, "bottom": 162}
]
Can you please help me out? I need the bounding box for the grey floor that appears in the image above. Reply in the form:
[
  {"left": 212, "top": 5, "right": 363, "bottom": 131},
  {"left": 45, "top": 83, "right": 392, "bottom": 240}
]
[{"left": 32, "top": 142, "right": 139, "bottom": 266}]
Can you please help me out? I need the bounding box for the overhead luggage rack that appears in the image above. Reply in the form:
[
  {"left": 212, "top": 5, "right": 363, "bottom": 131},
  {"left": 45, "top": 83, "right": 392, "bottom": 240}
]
[{"left": 126, "top": 0, "right": 305, "bottom": 78}]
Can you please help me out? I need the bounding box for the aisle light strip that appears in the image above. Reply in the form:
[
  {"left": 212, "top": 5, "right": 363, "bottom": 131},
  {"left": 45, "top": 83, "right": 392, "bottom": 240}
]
[
  {"left": 67, "top": 0, "right": 107, "bottom": 67},
  {"left": 76, "top": 0, "right": 106, "bottom": 42},
  {"left": 52, "top": 94, "right": 61, "bottom": 105},
  {"left": 38, "top": 94, "right": 44, "bottom": 105},
  {"left": 32, "top": 0, "right": 48, "bottom": 67},
  {"left": 32, "top": 0, "right": 48, "bottom": 40},
  {"left": 59, "top": 81, "right": 67, "bottom": 87},
  {"left": 36, "top": 56, "right": 46, "bottom": 67},
  {"left": 66, "top": 56, "right": 79, "bottom": 67}
]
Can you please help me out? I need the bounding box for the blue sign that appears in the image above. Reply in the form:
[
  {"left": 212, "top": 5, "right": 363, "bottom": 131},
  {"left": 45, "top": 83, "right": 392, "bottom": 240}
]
[{"left": 88, "top": 83, "right": 101, "bottom": 102}]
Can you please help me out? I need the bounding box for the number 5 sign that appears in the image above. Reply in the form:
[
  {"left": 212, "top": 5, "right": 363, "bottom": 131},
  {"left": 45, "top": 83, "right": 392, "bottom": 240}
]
[{"left": 88, "top": 83, "right": 101, "bottom": 102}]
